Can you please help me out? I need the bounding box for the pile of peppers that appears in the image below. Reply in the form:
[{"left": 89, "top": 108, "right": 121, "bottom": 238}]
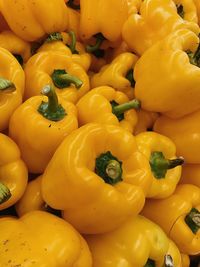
[{"left": 0, "top": 0, "right": 199, "bottom": 266}]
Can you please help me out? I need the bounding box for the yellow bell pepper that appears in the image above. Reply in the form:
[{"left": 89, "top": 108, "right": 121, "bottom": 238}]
[
  {"left": 67, "top": 7, "right": 80, "bottom": 40},
  {"left": 79, "top": 0, "right": 128, "bottom": 44},
  {"left": 173, "top": 0, "right": 198, "bottom": 23},
  {"left": 134, "top": 109, "right": 159, "bottom": 135},
  {"left": 9, "top": 85, "right": 78, "bottom": 174},
  {"left": 0, "top": 47, "right": 24, "bottom": 131},
  {"left": 0, "top": 12, "right": 9, "bottom": 32},
  {"left": 0, "top": 30, "right": 31, "bottom": 65},
  {"left": 127, "top": 0, "right": 142, "bottom": 15},
  {"left": 136, "top": 132, "right": 183, "bottom": 199},
  {"left": 91, "top": 52, "right": 138, "bottom": 99},
  {"left": 37, "top": 31, "right": 91, "bottom": 72},
  {"left": 135, "top": 28, "right": 200, "bottom": 118},
  {"left": 42, "top": 123, "right": 152, "bottom": 234},
  {"left": 167, "top": 240, "right": 183, "bottom": 267},
  {"left": 181, "top": 253, "right": 190, "bottom": 267},
  {"left": 193, "top": 0, "right": 200, "bottom": 25},
  {"left": 85, "top": 215, "right": 180, "bottom": 267},
  {"left": 122, "top": 0, "right": 199, "bottom": 55},
  {"left": 0, "top": 210, "right": 92, "bottom": 266},
  {"left": 24, "top": 51, "right": 90, "bottom": 103},
  {"left": 0, "top": 133, "right": 28, "bottom": 211},
  {"left": 142, "top": 184, "right": 200, "bottom": 255},
  {"left": 154, "top": 109, "right": 200, "bottom": 163},
  {"left": 76, "top": 86, "right": 140, "bottom": 133},
  {"left": 179, "top": 164, "right": 200, "bottom": 187},
  {"left": 0, "top": 0, "right": 69, "bottom": 42}
]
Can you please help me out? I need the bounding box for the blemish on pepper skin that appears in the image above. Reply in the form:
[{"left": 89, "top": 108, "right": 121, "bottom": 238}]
[
  {"left": 49, "top": 124, "right": 52, "bottom": 128},
  {"left": 2, "top": 239, "right": 9, "bottom": 245}
]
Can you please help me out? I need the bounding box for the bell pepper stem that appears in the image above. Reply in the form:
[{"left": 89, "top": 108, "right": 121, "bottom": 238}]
[
  {"left": 0, "top": 182, "right": 11, "bottom": 204},
  {"left": 45, "top": 32, "right": 63, "bottom": 43},
  {"left": 150, "top": 151, "right": 184, "bottom": 179},
  {"left": 37, "top": 85, "right": 66, "bottom": 121},
  {"left": 185, "top": 208, "right": 200, "bottom": 234},
  {"left": 126, "top": 68, "right": 135, "bottom": 87},
  {"left": 68, "top": 31, "right": 78, "bottom": 54},
  {"left": 86, "top": 33, "right": 105, "bottom": 53},
  {"left": 164, "top": 255, "right": 174, "bottom": 267},
  {"left": 106, "top": 160, "right": 122, "bottom": 181},
  {"left": 51, "top": 69, "right": 83, "bottom": 89},
  {"left": 112, "top": 99, "right": 141, "bottom": 116},
  {"left": 0, "top": 78, "right": 15, "bottom": 92}
]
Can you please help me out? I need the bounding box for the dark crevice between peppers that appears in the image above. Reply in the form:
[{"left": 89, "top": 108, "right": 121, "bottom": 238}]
[
  {"left": 51, "top": 69, "right": 83, "bottom": 89},
  {"left": 111, "top": 99, "right": 141, "bottom": 121},
  {"left": 187, "top": 35, "right": 200, "bottom": 67},
  {"left": 176, "top": 4, "right": 184, "bottom": 18},
  {"left": 38, "top": 84, "right": 66, "bottom": 121},
  {"left": 67, "top": 31, "right": 79, "bottom": 54},
  {"left": 66, "top": 0, "right": 80, "bottom": 10},
  {"left": 144, "top": 259, "right": 155, "bottom": 267},
  {"left": 185, "top": 207, "right": 200, "bottom": 234},
  {"left": 150, "top": 151, "right": 184, "bottom": 179},
  {"left": 126, "top": 68, "right": 135, "bottom": 87},
  {"left": 13, "top": 54, "right": 23, "bottom": 66},
  {"left": 0, "top": 182, "right": 11, "bottom": 205},
  {"left": 86, "top": 33, "right": 106, "bottom": 58},
  {"left": 43, "top": 203, "right": 62, "bottom": 217},
  {"left": 0, "top": 78, "right": 16, "bottom": 92},
  {"left": 95, "top": 151, "right": 123, "bottom": 185}
]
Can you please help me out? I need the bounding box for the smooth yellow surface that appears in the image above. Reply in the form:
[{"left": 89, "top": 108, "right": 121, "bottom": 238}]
[
  {"left": 42, "top": 123, "right": 150, "bottom": 234},
  {"left": 79, "top": 0, "right": 128, "bottom": 42},
  {"left": 0, "top": 0, "right": 69, "bottom": 41},
  {"left": 0, "top": 210, "right": 92, "bottom": 266},
  {"left": 134, "top": 109, "right": 159, "bottom": 135},
  {"left": 9, "top": 94, "right": 78, "bottom": 174},
  {"left": 0, "top": 47, "right": 24, "bottom": 131},
  {"left": 122, "top": 0, "right": 199, "bottom": 55},
  {"left": 135, "top": 29, "right": 200, "bottom": 118},
  {"left": 24, "top": 51, "right": 90, "bottom": 103},
  {"left": 0, "top": 133, "right": 28, "bottom": 210},
  {"left": 136, "top": 132, "right": 182, "bottom": 198},
  {"left": 180, "top": 164, "right": 200, "bottom": 187},
  {"left": 142, "top": 184, "right": 200, "bottom": 255}
]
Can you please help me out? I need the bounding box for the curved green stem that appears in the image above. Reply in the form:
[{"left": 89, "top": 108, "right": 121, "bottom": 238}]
[
  {"left": 126, "top": 68, "right": 135, "bottom": 87},
  {"left": 66, "top": 0, "right": 80, "bottom": 10},
  {"left": 45, "top": 32, "right": 63, "bottom": 43},
  {"left": 0, "top": 78, "right": 15, "bottom": 92},
  {"left": 51, "top": 69, "right": 83, "bottom": 89},
  {"left": 86, "top": 33, "right": 105, "bottom": 53},
  {"left": 185, "top": 208, "right": 200, "bottom": 234},
  {"left": 37, "top": 85, "right": 66, "bottom": 121},
  {"left": 112, "top": 99, "right": 141, "bottom": 115},
  {"left": 67, "top": 31, "right": 78, "bottom": 54},
  {"left": 150, "top": 151, "right": 184, "bottom": 179},
  {"left": 0, "top": 182, "right": 11, "bottom": 204},
  {"left": 95, "top": 151, "right": 122, "bottom": 185}
]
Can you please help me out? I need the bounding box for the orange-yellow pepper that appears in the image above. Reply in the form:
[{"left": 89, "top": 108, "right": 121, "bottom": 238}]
[
  {"left": 135, "top": 29, "right": 200, "bottom": 118},
  {"left": 0, "top": 0, "right": 69, "bottom": 42},
  {"left": 154, "top": 109, "right": 200, "bottom": 163},
  {"left": 24, "top": 51, "right": 90, "bottom": 103},
  {"left": 142, "top": 184, "right": 200, "bottom": 255},
  {"left": 0, "top": 210, "right": 92, "bottom": 266},
  {"left": 42, "top": 123, "right": 152, "bottom": 234},
  {"left": 179, "top": 164, "right": 200, "bottom": 188},
  {"left": 0, "top": 133, "right": 28, "bottom": 211},
  {"left": 173, "top": 0, "right": 198, "bottom": 23},
  {"left": 76, "top": 86, "right": 139, "bottom": 133},
  {"left": 181, "top": 253, "right": 190, "bottom": 267},
  {"left": 85, "top": 215, "right": 182, "bottom": 267},
  {"left": 134, "top": 109, "right": 159, "bottom": 135},
  {"left": 122, "top": 0, "right": 199, "bottom": 55},
  {"left": 9, "top": 85, "right": 78, "bottom": 174},
  {"left": 0, "top": 47, "right": 24, "bottom": 131},
  {"left": 193, "top": 0, "right": 200, "bottom": 25},
  {"left": 127, "top": 0, "right": 142, "bottom": 15},
  {"left": 91, "top": 52, "right": 138, "bottom": 99}
]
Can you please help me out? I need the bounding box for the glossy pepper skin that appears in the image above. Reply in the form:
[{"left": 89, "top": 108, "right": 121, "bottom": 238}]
[
  {"left": 85, "top": 215, "right": 181, "bottom": 267},
  {"left": 173, "top": 0, "right": 198, "bottom": 23},
  {"left": 0, "top": 31, "right": 31, "bottom": 64},
  {"left": 136, "top": 132, "right": 183, "bottom": 199},
  {"left": 134, "top": 109, "right": 159, "bottom": 135},
  {"left": 0, "top": 0, "right": 69, "bottom": 42},
  {"left": 122, "top": 0, "right": 199, "bottom": 56},
  {"left": 24, "top": 51, "right": 90, "bottom": 103},
  {"left": 0, "top": 47, "right": 24, "bottom": 131},
  {"left": 135, "top": 29, "right": 200, "bottom": 118},
  {"left": 179, "top": 164, "right": 200, "bottom": 187},
  {"left": 142, "top": 184, "right": 200, "bottom": 255},
  {"left": 76, "top": 86, "right": 139, "bottom": 133},
  {"left": 91, "top": 52, "right": 138, "bottom": 99},
  {"left": 9, "top": 85, "right": 78, "bottom": 174},
  {"left": 79, "top": 0, "right": 128, "bottom": 43},
  {"left": 42, "top": 123, "right": 152, "bottom": 234},
  {"left": 193, "top": 0, "right": 200, "bottom": 25},
  {"left": 0, "top": 133, "right": 28, "bottom": 211},
  {"left": 0, "top": 210, "right": 92, "bottom": 267},
  {"left": 154, "top": 109, "right": 200, "bottom": 163}
]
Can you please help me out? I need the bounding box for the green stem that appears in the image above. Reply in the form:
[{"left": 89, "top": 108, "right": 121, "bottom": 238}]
[
  {"left": 37, "top": 85, "right": 66, "bottom": 121},
  {"left": 0, "top": 78, "right": 15, "bottom": 92},
  {"left": 150, "top": 151, "right": 184, "bottom": 179},
  {"left": 163, "top": 255, "right": 174, "bottom": 267},
  {"left": 185, "top": 208, "right": 200, "bottom": 234},
  {"left": 95, "top": 151, "right": 123, "bottom": 185},
  {"left": 86, "top": 33, "right": 105, "bottom": 53},
  {"left": 66, "top": 0, "right": 80, "bottom": 10},
  {"left": 67, "top": 31, "right": 79, "bottom": 54},
  {"left": 51, "top": 69, "right": 83, "bottom": 89},
  {"left": 0, "top": 182, "right": 11, "bottom": 205},
  {"left": 112, "top": 99, "right": 141, "bottom": 116},
  {"left": 45, "top": 32, "right": 63, "bottom": 43},
  {"left": 126, "top": 68, "right": 135, "bottom": 87}
]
